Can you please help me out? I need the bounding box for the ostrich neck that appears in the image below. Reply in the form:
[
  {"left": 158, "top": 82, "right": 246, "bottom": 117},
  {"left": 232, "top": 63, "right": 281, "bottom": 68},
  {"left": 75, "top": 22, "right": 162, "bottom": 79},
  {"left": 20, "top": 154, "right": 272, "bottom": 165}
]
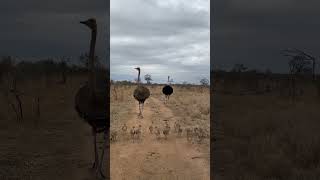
[
  {"left": 138, "top": 70, "right": 141, "bottom": 84},
  {"left": 89, "top": 29, "right": 97, "bottom": 97}
]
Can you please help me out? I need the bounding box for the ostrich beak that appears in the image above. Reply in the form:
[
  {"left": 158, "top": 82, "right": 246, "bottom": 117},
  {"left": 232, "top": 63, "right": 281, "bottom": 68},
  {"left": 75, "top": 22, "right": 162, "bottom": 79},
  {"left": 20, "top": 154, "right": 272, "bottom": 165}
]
[{"left": 80, "top": 20, "right": 88, "bottom": 25}]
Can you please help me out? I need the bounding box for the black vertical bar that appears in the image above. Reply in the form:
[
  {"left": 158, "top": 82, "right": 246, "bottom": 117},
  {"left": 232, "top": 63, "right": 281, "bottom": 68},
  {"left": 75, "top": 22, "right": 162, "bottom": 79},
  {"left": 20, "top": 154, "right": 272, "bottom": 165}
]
[{"left": 106, "top": 0, "right": 110, "bottom": 179}]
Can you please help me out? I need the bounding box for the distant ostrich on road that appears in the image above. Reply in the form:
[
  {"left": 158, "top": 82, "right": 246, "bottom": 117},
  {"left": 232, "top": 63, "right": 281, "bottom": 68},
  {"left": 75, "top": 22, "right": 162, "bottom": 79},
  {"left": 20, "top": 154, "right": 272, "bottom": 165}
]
[
  {"left": 74, "top": 18, "right": 108, "bottom": 178},
  {"left": 162, "top": 76, "right": 173, "bottom": 103},
  {"left": 133, "top": 67, "right": 150, "bottom": 118}
]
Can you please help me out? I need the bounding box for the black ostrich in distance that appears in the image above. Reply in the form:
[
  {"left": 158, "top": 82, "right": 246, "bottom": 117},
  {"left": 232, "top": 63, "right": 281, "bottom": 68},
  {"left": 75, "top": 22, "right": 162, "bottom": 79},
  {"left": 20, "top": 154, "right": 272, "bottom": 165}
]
[
  {"left": 75, "top": 18, "right": 109, "bottom": 178},
  {"left": 133, "top": 67, "right": 150, "bottom": 118},
  {"left": 162, "top": 76, "right": 173, "bottom": 103}
]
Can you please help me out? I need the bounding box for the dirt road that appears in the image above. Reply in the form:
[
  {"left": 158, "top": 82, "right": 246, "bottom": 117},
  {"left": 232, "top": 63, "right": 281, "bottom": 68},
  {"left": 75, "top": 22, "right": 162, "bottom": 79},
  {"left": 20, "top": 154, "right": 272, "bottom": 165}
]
[{"left": 110, "top": 97, "right": 210, "bottom": 180}]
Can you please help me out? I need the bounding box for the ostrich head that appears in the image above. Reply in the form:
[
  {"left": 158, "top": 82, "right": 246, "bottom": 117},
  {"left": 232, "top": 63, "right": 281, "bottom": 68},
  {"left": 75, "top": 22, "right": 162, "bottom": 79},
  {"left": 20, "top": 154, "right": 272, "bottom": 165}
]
[
  {"left": 134, "top": 67, "right": 141, "bottom": 82},
  {"left": 134, "top": 67, "right": 140, "bottom": 72},
  {"left": 80, "top": 18, "right": 97, "bottom": 30}
]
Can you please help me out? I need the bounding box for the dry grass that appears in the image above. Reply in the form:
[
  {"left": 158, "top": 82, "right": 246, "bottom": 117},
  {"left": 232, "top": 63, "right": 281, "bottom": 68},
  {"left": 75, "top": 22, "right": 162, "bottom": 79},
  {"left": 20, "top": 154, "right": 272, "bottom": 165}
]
[
  {"left": 110, "top": 84, "right": 210, "bottom": 135},
  {"left": 0, "top": 74, "right": 104, "bottom": 179},
  {"left": 110, "top": 83, "right": 210, "bottom": 179},
  {"left": 110, "top": 84, "right": 136, "bottom": 130},
  {"left": 215, "top": 88, "right": 320, "bottom": 179}
]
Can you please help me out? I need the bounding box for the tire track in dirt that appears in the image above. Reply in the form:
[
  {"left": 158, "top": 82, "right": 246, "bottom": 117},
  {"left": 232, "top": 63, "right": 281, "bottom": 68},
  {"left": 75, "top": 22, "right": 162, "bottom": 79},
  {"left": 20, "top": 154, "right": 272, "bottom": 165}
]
[{"left": 110, "top": 97, "right": 209, "bottom": 180}]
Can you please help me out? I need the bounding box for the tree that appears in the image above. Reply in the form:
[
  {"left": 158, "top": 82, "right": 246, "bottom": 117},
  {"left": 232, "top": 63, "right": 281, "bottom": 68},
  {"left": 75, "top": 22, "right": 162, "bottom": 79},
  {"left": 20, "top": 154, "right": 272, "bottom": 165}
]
[
  {"left": 282, "top": 48, "right": 316, "bottom": 80},
  {"left": 200, "top": 78, "right": 209, "bottom": 86},
  {"left": 282, "top": 48, "right": 315, "bottom": 99},
  {"left": 0, "top": 56, "right": 14, "bottom": 82},
  {"left": 182, "top": 81, "right": 189, "bottom": 85},
  {"left": 231, "top": 64, "right": 248, "bottom": 73},
  {"left": 59, "top": 56, "right": 69, "bottom": 84},
  {"left": 79, "top": 53, "right": 88, "bottom": 68},
  {"left": 169, "top": 77, "right": 174, "bottom": 84},
  {"left": 144, "top": 74, "right": 152, "bottom": 84},
  {"left": 79, "top": 53, "right": 101, "bottom": 69}
]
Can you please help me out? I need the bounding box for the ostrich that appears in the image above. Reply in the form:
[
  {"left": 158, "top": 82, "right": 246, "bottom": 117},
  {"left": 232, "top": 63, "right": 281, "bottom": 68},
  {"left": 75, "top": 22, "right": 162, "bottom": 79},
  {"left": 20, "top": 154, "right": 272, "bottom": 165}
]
[
  {"left": 162, "top": 76, "right": 173, "bottom": 103},
  {"left": 154, "top": 126, "right": 161, "bottom": 139},
  {"left": 177, "top": 127, "right": 183, "bottom": 137},
  {"left": 133, "top": 67, "right": 150, "bottom": 118},
  {"left": 135, "top": 124, "right": 142, "bottom": 141},
  {"left": 130, "top": 126, "right": 136, "bottom": 141},
  {"left": 186, "top": 128, "right": 193, "bottom": 142},
  {"left": 122, "top": 123, "right": 127, "bottom": 133},
  {"left": 149, "top": 124, "right": 154, "bottom": 134},
  {"left": 74, "top": 18, "right": 108, "bottom": 178},
  {"left": 163, "top": 125, "right": 170, "bottom": 140},
  {"left": 110, "top": 131, "right": 118, "bottom": 142}
]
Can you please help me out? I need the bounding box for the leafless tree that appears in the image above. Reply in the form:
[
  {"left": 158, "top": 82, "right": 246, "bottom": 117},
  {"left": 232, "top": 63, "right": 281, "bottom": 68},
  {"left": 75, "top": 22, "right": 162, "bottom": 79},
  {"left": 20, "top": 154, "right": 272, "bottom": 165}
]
[
  {"left": 200, "top": 77, "right": 209, "bottom": 86},
  {"left": 9, "top": 70, "right": 24, "bottom": 123},
  {"left": 283, "top": 48, "right": 316, "bottom": 80},
  {"left": 282, "top": 48, "right": 316, "bottom": 99},
  {"left": 232, "top": 64, "right": 248, "bottom": 73},
  {"left": 79, "top": 53, "right": 101, "bottom": 69},
  {"left": 144, "top": 74, "right": 152, "bottom": 84},
  {"left": 59, "top": 56, "right": 69, "bottom": 84}
]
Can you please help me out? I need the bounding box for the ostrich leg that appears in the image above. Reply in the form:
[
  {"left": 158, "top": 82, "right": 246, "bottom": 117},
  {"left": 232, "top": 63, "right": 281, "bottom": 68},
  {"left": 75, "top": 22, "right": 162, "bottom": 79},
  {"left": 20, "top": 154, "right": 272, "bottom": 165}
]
[
  {"left": 164, "top": 95, "right": 168, "bottom": 104},
  {"left": 142, "top": 103, "right": 144, "bottom": 113},
  {"left": 138, "top": 103, "right": 143, "bottom": 118},
  {"left": 92, "top": 129, "right": 99, "bottom": 169},
  {"left": 97, "top": 129, "right": 108, "bottom": 179},
  {"left": 141, "top": 103, "right": 144, "bottom": 118}
]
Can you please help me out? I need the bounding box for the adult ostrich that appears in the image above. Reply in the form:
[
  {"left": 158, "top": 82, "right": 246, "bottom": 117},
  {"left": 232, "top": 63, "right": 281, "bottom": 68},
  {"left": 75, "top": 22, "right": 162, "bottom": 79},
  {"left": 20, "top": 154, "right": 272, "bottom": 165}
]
[
  {"left": 133, "top": 67, "right": 150, "bottom": 118},
  {"left": 162, "top": 76, "right": 173, "bottom": 103},
  {"left": 75, "top": 18, "right": 109, "bottom": 178}
]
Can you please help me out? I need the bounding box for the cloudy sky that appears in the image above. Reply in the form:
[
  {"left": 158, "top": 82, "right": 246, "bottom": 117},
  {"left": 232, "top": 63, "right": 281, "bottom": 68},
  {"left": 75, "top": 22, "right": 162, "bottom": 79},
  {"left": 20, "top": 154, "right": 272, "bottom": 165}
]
[
  {"left": 0, "top": 0, "right": 108, "bottom": 64},
  {"left": 213, "top": 0, "right": 320, "bottom": 73},
  {"left": 110, "top": 0, "right": 210, "bottom": 84},
  {"left": 2, "top": 0, "right": 319, "bottom": 82}
]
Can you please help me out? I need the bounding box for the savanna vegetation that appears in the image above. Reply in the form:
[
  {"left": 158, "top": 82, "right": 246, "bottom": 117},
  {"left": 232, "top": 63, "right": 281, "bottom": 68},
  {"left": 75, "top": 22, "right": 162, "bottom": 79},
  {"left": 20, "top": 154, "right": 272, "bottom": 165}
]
[{"left": 213, "top": 57, "right": 320, "bottom": 179}]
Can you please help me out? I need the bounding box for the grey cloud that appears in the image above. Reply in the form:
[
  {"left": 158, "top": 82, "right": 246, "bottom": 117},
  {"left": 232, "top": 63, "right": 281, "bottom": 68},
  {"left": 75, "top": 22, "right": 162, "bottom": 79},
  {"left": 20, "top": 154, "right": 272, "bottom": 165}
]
[
  {"left": 213, "top": 0, "right": 320, "bottom": 72},
  {"left": 111, "top": 0, "right": 210, "bottom": 84},
  {"left": 0, "top": 0, "right": 107, "bottom": 62}
]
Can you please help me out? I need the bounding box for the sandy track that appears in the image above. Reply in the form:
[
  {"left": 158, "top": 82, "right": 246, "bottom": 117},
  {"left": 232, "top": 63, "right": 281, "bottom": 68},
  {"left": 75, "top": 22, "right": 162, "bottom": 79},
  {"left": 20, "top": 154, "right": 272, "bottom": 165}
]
[{"left": 110, "top": 97, "right": 209, "bottom": 180}]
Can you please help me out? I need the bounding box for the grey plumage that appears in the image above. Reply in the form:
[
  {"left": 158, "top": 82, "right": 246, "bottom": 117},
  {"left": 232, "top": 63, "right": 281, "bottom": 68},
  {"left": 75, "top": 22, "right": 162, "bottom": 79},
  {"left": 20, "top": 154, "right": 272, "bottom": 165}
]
[
  {"left": 133, "top": 67, "right": 150, "bottom": 117},
  {"left": 75, "top": 77, "right": 108, "bottom": 132},
  {"left": 133, "top": 85, "right": 150, "bottom": 104},
  {"left": 75, "top": 18, "right": 108, "bottom": 179}
]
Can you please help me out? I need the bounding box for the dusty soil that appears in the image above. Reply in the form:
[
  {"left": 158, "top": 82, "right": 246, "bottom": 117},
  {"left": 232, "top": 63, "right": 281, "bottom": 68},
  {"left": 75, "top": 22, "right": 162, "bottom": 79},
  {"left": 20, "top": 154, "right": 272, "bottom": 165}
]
[
  {"left": 110, "top": 96, "right": 210, "bottom": 180},
  {"left": 0, "top": 78, "right": 107, "bottom": 180}
]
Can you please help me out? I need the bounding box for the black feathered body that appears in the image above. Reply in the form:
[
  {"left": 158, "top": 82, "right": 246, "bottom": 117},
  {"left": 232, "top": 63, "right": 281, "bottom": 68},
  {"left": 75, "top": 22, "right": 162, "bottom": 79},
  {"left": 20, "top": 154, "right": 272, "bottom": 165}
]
[
  {"left": 75, "top": 78, "right": 109, "bottom": 133},
  {"left": 134, "top": 85, "right": 150, "bottom": 104},
  {"left": 162, "top": 85, "right": 173, "bottom": 96}
]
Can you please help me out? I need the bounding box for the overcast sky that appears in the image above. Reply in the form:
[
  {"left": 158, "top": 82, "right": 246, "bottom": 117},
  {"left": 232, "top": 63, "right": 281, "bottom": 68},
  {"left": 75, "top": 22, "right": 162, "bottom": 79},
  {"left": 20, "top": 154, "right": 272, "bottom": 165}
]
[
  {"left": 110, "top": 0, "right": 210, "bottom": 84},
  {"left": 3, "top": 0, "right": 319, "bottom": 82},
  {"left": 213, "top": 0, "right": 320, "bottom": 73},
  {"left": 0, "top": 0, "right": 108, "bottom": 64}
]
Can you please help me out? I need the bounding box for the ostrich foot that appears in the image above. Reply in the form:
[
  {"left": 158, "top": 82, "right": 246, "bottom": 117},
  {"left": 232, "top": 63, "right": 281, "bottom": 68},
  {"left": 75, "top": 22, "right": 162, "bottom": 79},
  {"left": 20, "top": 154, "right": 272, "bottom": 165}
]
[
  {"left": 137, "top": 113, "right": 143, "bottom": 119},
  {"left": 95, "top": 167, "right": 106, "bottom": 179},
  {"left": 91, "top": 161, "right": 97, "bottom": 169}
]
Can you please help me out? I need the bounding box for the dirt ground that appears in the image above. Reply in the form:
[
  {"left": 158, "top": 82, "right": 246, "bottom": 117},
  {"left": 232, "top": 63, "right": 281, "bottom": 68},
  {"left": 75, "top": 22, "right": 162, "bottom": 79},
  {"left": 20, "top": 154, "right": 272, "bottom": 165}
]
[
  {"left": 110, "top": 85, "right": 210, "bottom": 180},
  {"left": 0, "top": 77, "right": 209, "bottom": 180},
  {"left": 214, "top": 89, "right": 320, "bottom": 179},
  {"left": 0, "top": 76, "right": 107, "bottom": 180}
]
